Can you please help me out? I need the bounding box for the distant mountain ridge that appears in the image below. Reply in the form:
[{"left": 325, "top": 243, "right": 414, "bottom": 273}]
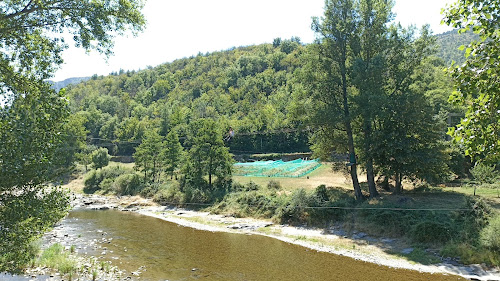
[{"left": 49, "top": 77, "right": 90, "bottom": 92}]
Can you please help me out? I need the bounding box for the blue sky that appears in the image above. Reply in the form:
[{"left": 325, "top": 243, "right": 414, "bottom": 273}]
[{"left": 53, "top": 0, "right": 456, "bottom": 81}]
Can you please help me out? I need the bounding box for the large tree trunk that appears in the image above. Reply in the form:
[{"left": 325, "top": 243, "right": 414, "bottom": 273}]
[
  {"left": 366, "top": 159, "right": 379, "bottom": 198},
  {"left": 342, "top": 67, "right": 363, "bottom": 201},
  {"left": 362, "top": 121, "right": 378, "bottom": 198},
  {"left": 394, "top": 173, "right": 402, "bottom": 194}
]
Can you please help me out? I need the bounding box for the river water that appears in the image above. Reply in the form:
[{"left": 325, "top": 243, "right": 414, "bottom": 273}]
[{"left": 52, "top": 209, "right": 466, "bottom": 281}]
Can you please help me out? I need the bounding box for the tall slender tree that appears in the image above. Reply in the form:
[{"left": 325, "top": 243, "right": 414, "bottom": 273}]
[
  {"left": 134, "top": 129, "right": 164, "bottom": 183},
  {"left": 309, "top": 0, "right": 364, "bottom": 200},
  {"left": 162, "top": 130, "right": 184, "bottom": 180},
  {"left": 184, "top": 119, "right": 233, "bottom": 190},
  {"left": 351, "top": 0, "right": 394, "bottom": 198}
]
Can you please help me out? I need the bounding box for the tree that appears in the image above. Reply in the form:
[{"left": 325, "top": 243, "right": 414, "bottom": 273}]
[
  {"left": 184, "top": 119, "right": 233, "bottom": 190},
  {"left": 162, "top": 130, "right": 184, "bottom": 180},
  {"left": 134, "top": 129, "right": 164, "bottom": 183},
  {"left": 309, "top": 0, "right": 364, "bottom": 201},
  {"left": 57, "top": 107, "right": 88, "bottom": 169},
  {"left": 91, "top": 147, "right": 110, "bottom": 170},
  {"left": 443, "top": 0, "right": 500, "bottom": 163},
  {"left": 0, "top": 1, "right": 145, "bottom": 271},
  {"left": 370, "top": 25, "right": 448, "bottom": 192},
  {"left": 0, "top": 85, "right": 71, "bottom": 271},
  {"left": 78, "top": 144, "right": 98, "bottom": 172},
  {"left": 351, "top": 0, "right": 393, "bottom": 198},
  {"left": 0, "top": 0, "right": 145, "bottom": 94}
]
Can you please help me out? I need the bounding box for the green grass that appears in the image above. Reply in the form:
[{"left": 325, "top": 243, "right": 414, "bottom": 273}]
[
  {"left": 395, "top": 248, "right": 442, "bottom": 265},
  {"left": 443, "top": 185, "right": 500, "bottom": 211},
  {"left": 37, "top": 243, "right": 77, "bottom": 275}
]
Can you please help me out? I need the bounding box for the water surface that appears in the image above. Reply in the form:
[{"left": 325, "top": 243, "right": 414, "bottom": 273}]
[{"left": 65, "top": 209, "right": 464, "bottom": 281}]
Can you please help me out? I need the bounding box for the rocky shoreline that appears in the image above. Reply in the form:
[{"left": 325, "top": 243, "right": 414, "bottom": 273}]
[{"left": 11, "top": 193, "right": 500, "bottom": 281}]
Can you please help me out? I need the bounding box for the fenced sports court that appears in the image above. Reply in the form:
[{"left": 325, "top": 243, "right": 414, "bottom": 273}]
[{"left": 233, "top": 159, "right": 321, "bottom": 178}]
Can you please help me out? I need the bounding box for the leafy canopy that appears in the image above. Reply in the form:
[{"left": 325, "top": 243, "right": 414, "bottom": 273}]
[
  {"left": 0, "top": 0, "right": 146, "bottom": 271},
  {"left": 443, "top": 0, "right": 500, "bottom": 163},
  {"left": 0, "top": 0, "right": 146, "bottom": 94}
]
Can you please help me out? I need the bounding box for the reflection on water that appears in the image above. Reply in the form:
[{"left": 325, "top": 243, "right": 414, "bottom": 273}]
[{"left": 65, "top": 209, "right": 463, "bottom": 281}]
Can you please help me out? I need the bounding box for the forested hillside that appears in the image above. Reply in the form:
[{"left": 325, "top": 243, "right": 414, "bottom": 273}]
[
  {"left": 435, "top": 29, "right": 479, "bottom": 66},
  {"left": 66, "top": 39, "right": 310, "bottom": 155},
  {"left": 65, "top": 34, "right": 465, "bottom": 163}
]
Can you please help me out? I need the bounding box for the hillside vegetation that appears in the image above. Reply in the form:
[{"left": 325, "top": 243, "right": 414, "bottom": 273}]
[
  {"left": 66, "top": 39, "right": 309, "bottom": 155},
  {"left": 435, "top": 29, "right": 479, "bottom": 66}
]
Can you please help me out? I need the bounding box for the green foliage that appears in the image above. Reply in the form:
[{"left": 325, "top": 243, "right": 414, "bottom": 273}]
[
  {"left": 410, "top": 221, "right": 453, "bottom": 244},
  {"left": 133, "top": 129, "right": 163, "bottom": 183},
  {"left": 435, "top": 29, "right": 479, "bottom": 66},
  {"left": 183, "top": 119, "right": 233, "bottom": 191},
  {"left": 0, "top": 0, "right": 146, "bottom": 272},
  {"left": 114, "top": 173, "right": 143, "bottom": 195},
  {"left": 305, "top": 0, "right": 364, "bottom": 200},
  {"left": 444, "top": 242, "right": 500, "bottom": 266},
  {"left": 162, "top": 130, "right": 184, "bottom": 179},
  {"left": 444, "top": 0, "right": 500, "bottom": 163},
  {"left": 470, "top": 163, "right": 499, "bottom": 184},
  {"left": 0, "top": 0, "right": 145, "bottom": 95},
  {"left": 0, "top": 86, "right": 70, "bottom": 189},
  {"left": 0, "top": 85, "right": 71, "bottom": 272},
  {"left": 211, "top": 182, "right": 282, "bottom": 218},
  {"left": 153, "top": 181, "right": 185, "bottom": 205},
  {"left": 64, "top": 41, "right": 310, "bottom": 156},
  {"left": 0, "top": 188, "right": 70, "bottom": 272},
  {"left": 480, "top": 215, "right": 500, "bottom": 252},
  {"left": 37, "top": 243, "right": 77, "bottom": 275},
  {"left": 91, "top": 147, "right": 111, "bottom": 170},
  {"left": 83, "top": 165, "right": 134, "bottom": 193},
  {"left": 77, "top": 144, "right": 98, "bottom": 171}
]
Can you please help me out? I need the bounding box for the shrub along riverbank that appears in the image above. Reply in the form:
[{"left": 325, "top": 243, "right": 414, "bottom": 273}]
[{"left": 80, "top": 163, "right": 500, "bottom": 267}]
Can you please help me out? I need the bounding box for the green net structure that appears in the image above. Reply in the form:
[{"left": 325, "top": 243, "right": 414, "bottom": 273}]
[{"left": 233, "top": 159, "right": 321, "bottom": 178}]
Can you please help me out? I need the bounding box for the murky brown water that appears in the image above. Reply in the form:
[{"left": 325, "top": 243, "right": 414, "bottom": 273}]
[{"left": 64, "top": 209, "right": 465, "bottom": 281}]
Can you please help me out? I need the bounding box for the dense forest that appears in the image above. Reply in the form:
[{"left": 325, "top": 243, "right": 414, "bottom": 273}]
[
  {"left": 64, "top": 34, "right": 461, "bottom": 157},
  {"left": 65, "top": 39, "right": 312, "bottom": 155}
]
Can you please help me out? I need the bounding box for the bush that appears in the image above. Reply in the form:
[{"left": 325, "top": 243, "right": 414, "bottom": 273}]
[
  {"left": 83, "top": 169, "right": 100, "bottom": 193},
  {"left": 410, "top": 221, "right": 452, "bottom": 244},
  {"left": 480, "top": 215, "right": 500, "bottom": 251},
  {"left": 114, "top": 173, "right": 143, "bottom": 195},
  {"left": 153, "top": 181, "right": 185, "bottom": 205},
  {"left": 91, "top": 147, "right": 110, "bottom": 169},
  {"left": 83, "top": 165, "right": 133, "bottom": 194},
  {"left": 267, "top": 180, "right": 282, "bottom": 190},
  {"left": 442, "top": 242, "right": 500, "bottom": 266},
  {"left": 276, "top": 188, "right": 319, "bottom": 225},
  {"left": 210, "top": 182, "right": 281, "bottom": 218}
]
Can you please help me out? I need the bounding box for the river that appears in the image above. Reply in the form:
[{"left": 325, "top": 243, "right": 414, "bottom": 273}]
[{"left": 42, "top": 209, "right": 464, "bottom": 281}]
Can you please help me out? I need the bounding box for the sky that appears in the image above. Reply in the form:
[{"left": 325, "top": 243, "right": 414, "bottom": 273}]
[{"left": 52, "top": 0, "right": 456, "bottom": 82}]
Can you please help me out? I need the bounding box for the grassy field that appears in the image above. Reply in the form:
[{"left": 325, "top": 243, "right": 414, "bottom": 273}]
[
  {"left": 443, "top": 185, "right": 500, "bottom": 211},
  {"left": 233, "top": 163, "right": 355, "bottom": 191}
]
